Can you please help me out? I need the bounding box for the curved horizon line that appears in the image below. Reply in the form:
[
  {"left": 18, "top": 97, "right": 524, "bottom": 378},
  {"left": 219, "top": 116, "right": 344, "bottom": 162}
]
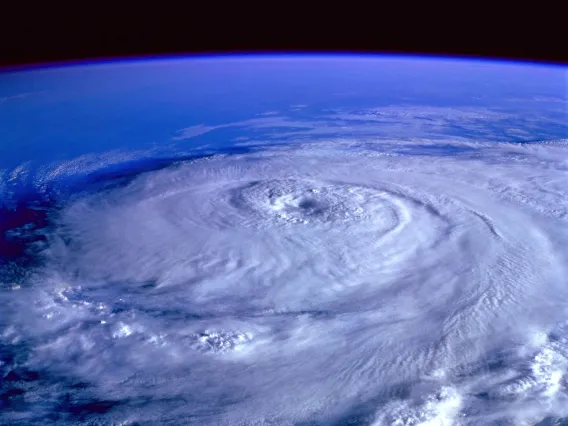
[{"left": 2, "top": 50, "right": 567, "bottom": 74}]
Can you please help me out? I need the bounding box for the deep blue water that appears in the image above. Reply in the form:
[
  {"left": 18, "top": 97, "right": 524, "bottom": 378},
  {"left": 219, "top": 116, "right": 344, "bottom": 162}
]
[{"left": 1, "top": 55, "right": 566, "bottom": 169}]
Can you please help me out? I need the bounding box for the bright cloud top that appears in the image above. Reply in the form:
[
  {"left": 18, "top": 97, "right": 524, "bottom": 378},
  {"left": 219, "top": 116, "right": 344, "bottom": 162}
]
[{"left": 3, "top": 138, "right": 568, "bottom": 425}]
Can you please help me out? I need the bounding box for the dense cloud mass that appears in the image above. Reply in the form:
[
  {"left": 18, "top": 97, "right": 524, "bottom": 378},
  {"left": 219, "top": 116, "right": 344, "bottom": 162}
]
[{"left": 2, "top": 138, "right": 568, "bottom": 425}]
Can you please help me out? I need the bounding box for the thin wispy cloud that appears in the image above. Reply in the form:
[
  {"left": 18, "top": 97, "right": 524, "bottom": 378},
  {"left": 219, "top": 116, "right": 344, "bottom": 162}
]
[
  {"left": 173, "top": 104, "right": 568, "bottom": 143},
  {"left": 0, "top": 92, "right": 31, "bottom": 103}
]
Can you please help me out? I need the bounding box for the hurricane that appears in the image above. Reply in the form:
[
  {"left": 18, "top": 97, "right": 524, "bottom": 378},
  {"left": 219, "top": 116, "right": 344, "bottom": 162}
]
[{"left": 0, "top": 135, "right": 567, "bottom": 425}]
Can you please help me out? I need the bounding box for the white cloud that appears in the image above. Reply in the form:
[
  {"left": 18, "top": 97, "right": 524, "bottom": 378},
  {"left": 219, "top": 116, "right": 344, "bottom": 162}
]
[{"left": 7, "top": 137, "right": 568, "bottom": 424}]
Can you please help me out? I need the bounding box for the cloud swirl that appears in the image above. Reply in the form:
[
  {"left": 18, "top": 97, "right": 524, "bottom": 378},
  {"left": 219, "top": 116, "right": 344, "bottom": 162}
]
[{"left": 3, "top": 138, "right": 568, "bottom": 425}]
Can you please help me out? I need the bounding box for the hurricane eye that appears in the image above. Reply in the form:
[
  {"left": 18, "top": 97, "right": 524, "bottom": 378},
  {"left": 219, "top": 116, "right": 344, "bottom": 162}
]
[{"left": 298, "top": 198, "right": 318, "bottom": 210}]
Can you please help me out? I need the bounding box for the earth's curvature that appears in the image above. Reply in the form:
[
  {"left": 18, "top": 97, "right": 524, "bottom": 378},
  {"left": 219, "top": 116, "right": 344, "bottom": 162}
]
[{"left": 1, "top": 55, "right": 568, "bottom": 425}]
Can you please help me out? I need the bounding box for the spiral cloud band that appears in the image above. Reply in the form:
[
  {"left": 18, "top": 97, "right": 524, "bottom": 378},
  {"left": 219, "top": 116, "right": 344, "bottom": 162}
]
[{"left": 4, "top": 138, "right": 568, "bottom": 424}]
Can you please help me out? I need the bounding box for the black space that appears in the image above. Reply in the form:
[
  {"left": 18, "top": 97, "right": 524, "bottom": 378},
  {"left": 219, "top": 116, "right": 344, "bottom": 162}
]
[{"left": 0, "top": 6, "right": 567, "bottom": 69}]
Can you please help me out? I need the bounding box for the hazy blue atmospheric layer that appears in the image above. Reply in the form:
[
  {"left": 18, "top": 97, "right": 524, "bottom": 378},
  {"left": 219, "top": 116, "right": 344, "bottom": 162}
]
[{"left": 1, "top": 56, "right": 568, "bottom": 425}]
